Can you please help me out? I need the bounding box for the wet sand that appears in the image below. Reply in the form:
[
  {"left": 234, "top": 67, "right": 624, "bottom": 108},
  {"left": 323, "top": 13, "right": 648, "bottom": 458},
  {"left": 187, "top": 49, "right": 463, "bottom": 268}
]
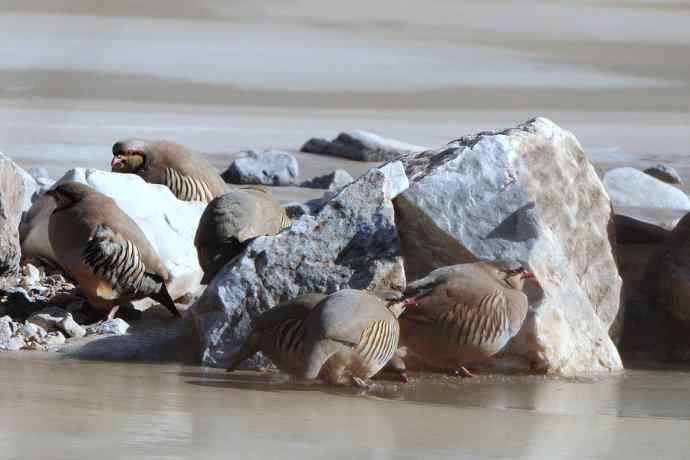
[
  {"left": 1, "top": 355, "right": 689, "bottom": 459},
  {"left": 2, "top": 1, "right": 690, "bottom": 457}
]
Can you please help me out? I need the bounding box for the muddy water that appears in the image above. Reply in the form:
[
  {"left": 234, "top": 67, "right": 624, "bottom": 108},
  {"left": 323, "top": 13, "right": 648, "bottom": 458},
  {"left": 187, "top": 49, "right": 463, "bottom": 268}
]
[{"left": 0, "top": 355, "right": 688, "bottom": 459}]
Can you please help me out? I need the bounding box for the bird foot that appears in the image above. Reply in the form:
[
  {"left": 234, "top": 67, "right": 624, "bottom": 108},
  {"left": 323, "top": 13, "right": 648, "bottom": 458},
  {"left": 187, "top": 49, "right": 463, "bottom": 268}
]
[{"left": 351, "top": 376, "right": 373, "bottom": 389}]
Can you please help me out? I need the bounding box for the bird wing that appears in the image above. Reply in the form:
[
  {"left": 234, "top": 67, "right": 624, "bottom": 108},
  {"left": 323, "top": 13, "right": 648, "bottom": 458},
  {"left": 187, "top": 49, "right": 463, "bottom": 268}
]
[
  {"left": 164, "top": 167, "right": 215, "bottom": 203},
  {"left": 82, "top": 224, "right": 156, "bottom": 296},
  {"left": 252, "top": 294, "right": 328, "bottom": 332}
]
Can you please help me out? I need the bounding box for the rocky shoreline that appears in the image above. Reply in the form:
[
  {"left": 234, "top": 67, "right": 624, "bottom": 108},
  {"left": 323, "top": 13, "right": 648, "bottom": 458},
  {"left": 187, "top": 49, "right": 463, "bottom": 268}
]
[{"left": 1, "top": 118, "right": 688, "bottom": 375}]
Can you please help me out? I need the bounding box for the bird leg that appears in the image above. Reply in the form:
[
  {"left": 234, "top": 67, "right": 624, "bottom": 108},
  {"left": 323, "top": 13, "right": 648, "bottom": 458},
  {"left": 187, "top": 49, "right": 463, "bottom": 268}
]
[
  {"left": 106, "top": 305, "right": 120, "bottom": 321},
  {"left": 351, "top": 376, "right": 373, "bottom": 389}
]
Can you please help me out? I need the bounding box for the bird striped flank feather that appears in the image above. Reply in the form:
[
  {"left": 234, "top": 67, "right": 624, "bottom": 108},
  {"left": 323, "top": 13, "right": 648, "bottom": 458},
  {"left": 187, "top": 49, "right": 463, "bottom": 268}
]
[
  {"left": 441, "top": 293, "right": 511, "bottom": 349},
  {"left": 271, "top": 318, "right": 307, "bottom": 361},
  {"left": 165, "top": 167, "right": 214, "bottom": 202},
  {"left": 82, "top": 225, "right": 147, "bottom": 295},
  {"left": 355, "top": 319, "right": 399, "bottom": 371}
]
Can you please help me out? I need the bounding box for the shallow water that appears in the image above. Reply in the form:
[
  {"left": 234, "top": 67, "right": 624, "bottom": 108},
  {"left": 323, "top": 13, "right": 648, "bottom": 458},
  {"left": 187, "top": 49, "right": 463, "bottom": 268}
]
[{"left": 0, "top": 355, "right": 689, "bottom": 459}]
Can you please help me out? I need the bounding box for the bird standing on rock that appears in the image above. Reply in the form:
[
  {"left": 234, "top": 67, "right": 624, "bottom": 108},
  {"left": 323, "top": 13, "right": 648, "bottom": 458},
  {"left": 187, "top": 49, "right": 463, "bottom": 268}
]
[
  {"left": 399, "top": 260, "right": 537, "bottom": 376},
  {"left": 111, "top": 139, "right": 227, "bottom": 203},
  {"left": 227, "top": 290, "right": 414, "bottom": 386},
  {"left": 194, "top": 187, "right": 291, "bottom": 284},
  {"left": 46, "top": 182, "right": 180, "bottom": 320}
]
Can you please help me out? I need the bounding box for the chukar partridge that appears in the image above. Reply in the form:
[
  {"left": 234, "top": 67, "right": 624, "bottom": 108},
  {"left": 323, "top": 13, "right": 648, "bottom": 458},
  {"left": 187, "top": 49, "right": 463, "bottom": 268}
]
[
  {"left": 226, "top": 293, "right": 327, "bottom": 373},
  {"left": 194, "top": 187, "right": 290, "bottom": 284},
  {"left": 111, "top": 139, "right": 227, "bottom": 202},
  {"left": 300, "top": 289, "right": 414, "bottom": 387},
  {"left": 46, "top": 182, "right": 180, "bottom": 319},
  {"left": 399, "top": 260, "right": 536, "bottom": 376}
]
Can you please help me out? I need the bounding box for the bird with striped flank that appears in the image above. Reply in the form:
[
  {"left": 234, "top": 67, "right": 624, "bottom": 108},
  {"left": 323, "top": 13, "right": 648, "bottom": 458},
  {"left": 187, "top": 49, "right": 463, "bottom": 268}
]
[
  {"left": 195, "top": 187, "right": 291, "bottom": 284},
  {"left": 399, "top": 260, "right": 538, "bottom": 377},
  {"left": 111, "top": 139, "right": 227, "bottom": 203},
  {"left": 46, "top": 182, "right": 180, "bottom": 320},
  {"left": 300, "top": 289, "right": 415, "bottom": 387},
  {"left": 226, "top": 293, "right": 328, "bottom": 374}
]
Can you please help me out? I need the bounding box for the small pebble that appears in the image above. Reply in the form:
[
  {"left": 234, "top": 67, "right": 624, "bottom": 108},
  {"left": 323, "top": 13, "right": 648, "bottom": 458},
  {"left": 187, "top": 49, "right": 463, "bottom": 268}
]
[{"left": 86, "top": 318, "right": 130, "bottom": 336}]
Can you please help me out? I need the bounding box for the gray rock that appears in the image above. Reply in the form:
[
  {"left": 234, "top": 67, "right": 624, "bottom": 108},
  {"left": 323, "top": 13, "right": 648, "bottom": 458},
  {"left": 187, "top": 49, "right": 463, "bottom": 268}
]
[
  {"left": 0, "top": 316, "right": 14, "bottom": 344},
  {"left": 301, "top": 131, "right": 429, "bottom": 162},
  {"left": 604, "top": 167, "right": 690, "bottom": 210},
  {"left": 19, "top": 263, "right": 41, "bottom": 287},
  {"left": 60, "top": 316, "right": 86, "bottom": 338},
  {"left": 190, "top": 162, "right": 409, "bottom": 367},
  {"left": 27, "top": 307, "right": 86, "bottom": 338},
  {"left": 394, "top": 117, "right": 622, "bottom": 375},
  {"left": 27, "top": 167, "right": 51, "bottom": 182},
  {"left": 613, "top": 206, "right": 685, "bottom": 244},
  {"left": 3, "top": 335, "right": 26, "bottom": 351},
  {"left": 44, "top": 331, "right": 66, "bottom": 347},
  {"left": 644, "top": 164, "right": 682, "bottom": 185},
  {"left": 19, "top": 322, "right": 47, "bottom": 341},
  {"left": 300, "top": 169, "right": 354, "bottom": 190},
  {"left": 0, "top": 152, "right": 25, "bottom": 286},
  {"left": 223, "top": 150, "right": 299, "bottom": 186},
  {"left": 86, "top": 318, "right": 130, "bottom": 336}
]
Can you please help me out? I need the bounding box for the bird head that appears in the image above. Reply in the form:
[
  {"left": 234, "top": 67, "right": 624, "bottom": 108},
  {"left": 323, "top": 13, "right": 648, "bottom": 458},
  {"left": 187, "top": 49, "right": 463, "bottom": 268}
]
[
  {"left": 45, "top": 182, "right": 93, "bottom": 210},
  {"left": 111, "top": 138, "right": 151, "bottom": 173},
  {"left": 385, "top": 296, "right": 419, "bottom": 318},
  {"left": 484, "top": 259, "right": 538, "bottom": 291}
]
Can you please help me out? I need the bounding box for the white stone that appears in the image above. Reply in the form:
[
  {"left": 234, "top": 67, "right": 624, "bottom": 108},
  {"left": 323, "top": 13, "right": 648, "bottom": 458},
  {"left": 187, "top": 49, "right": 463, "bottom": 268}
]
[
  {"left": 395, "top": 117, "right": 622, "bottom": 375},
  {"left": 22, "top": 168, "right": 206, "bottom": 300},
  {"left": 604, "top": 167, "right": 690, "bottom": 210},
  {"left": 86, "top": 318, "right": 130, "bottom": 336},
  {"left": 20, "top": 263, "right": 41, "bottom": 287}
]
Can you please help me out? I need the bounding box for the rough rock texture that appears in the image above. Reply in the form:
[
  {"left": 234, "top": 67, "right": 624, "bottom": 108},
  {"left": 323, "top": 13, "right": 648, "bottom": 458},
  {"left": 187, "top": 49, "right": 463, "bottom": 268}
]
[
  {"left": 0, "top": 153, "right": 25, "bottom": 286},
  {"left": 394, "top": 117, "right": 622, "bottom": 375},
  {"left": 604, "top": 167, "right": 690, "bottom": 210},
  {"left": 613, "top": 206, "right": 684, "bottom": 245},
  {"left": 86, "top": 318, "right": 130, "bottom": 336},
  {"left": 644, "top": 164, "right": 682, "bottom": 185},
  {"left": 300, "top": 169, "right": 354, "bottom": 190},
  {"left": 20, "top": 168, "right": 206, "bottom": 300},
  {"left": 301, "top": 131, "right": 429, "bottom": 162},
  {"left": 14, "top": 164, "right": 55, "bottom": 212},
  {"left": 190, "top": 162, "right": 408, "bottom": 367},
  {"left": 222, "top": 150, "right": 299, "bottom": 186}
]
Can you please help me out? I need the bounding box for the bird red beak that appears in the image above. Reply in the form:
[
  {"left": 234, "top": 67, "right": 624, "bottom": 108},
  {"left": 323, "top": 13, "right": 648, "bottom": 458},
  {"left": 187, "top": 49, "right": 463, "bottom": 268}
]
[
  {"left": 403, "top": 298, "right": 418, "bottom": 308},
  {"left": 111, "top": 155, "right": 124, "bottom": 168},
  {"left": 521, "top": 270, "right": 535, "bottom": 280}
]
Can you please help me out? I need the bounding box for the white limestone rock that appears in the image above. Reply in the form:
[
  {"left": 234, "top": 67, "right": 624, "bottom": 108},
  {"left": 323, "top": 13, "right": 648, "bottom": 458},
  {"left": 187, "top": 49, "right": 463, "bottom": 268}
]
[
  {"left": 20, "top": 168, "right": 206, "bottom": 300},
  {"left": 604, "top": 167, "right": 690, "bottom": 210},
  {"left": 394, "top": 117, "right": 622, "bottom": 375}
]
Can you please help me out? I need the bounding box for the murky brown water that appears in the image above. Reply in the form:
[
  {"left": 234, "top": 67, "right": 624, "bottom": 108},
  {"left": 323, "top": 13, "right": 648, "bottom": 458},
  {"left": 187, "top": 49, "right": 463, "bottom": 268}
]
[{"left": 0, "top": 355, "right": 688, "bottom": 459}]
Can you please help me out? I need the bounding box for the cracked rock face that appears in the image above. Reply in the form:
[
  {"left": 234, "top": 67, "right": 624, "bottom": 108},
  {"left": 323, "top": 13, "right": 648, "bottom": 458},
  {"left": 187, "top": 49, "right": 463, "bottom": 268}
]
[
  {"left": 0, "top": 153, "right": 25, "bottom": 287},
  {"left": 190, "top": 164, "right": 407, "bottom": 367},
  {"left": 394, "top": 118, "right": 622, "bottom": 375}
]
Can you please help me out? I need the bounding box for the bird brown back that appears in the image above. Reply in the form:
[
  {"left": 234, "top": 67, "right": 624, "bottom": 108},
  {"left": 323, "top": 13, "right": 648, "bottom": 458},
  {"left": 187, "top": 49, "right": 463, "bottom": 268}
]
[
  {"left": 400, "top": 261, "right": 531, "bottom": 369},
  {"left": 111, "top": 139, "right": 227, "bottom": 202},
  {"left": 195, "top": 188, "right": 290, "bottom": 283},
  {"left": 47, "top": 182, "right": 179, "bottom": 317}
]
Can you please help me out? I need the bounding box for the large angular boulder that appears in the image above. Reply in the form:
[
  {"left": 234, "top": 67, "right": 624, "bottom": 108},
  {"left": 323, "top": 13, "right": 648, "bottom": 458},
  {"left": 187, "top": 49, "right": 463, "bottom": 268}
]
[
  {"left": 0, "top": 153, "right": 25, "bottom": 287},
  {"left": 301, "top": 131, "right": 429, "bottom": 162},
  {"left": 19, "top": 168, "right": 206, "bottom": 300},
  {"left": 394, "top": 118, "right": 622, "bottom": 375},
  {"left": 222, "top": 150, "right": 299, "bottom": 186},
  {"left": 190, "top": 162, "right": 408, "bottom": 367},
  {"left": 604, "top": 167, "right": 690, "bottom": 210}
]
